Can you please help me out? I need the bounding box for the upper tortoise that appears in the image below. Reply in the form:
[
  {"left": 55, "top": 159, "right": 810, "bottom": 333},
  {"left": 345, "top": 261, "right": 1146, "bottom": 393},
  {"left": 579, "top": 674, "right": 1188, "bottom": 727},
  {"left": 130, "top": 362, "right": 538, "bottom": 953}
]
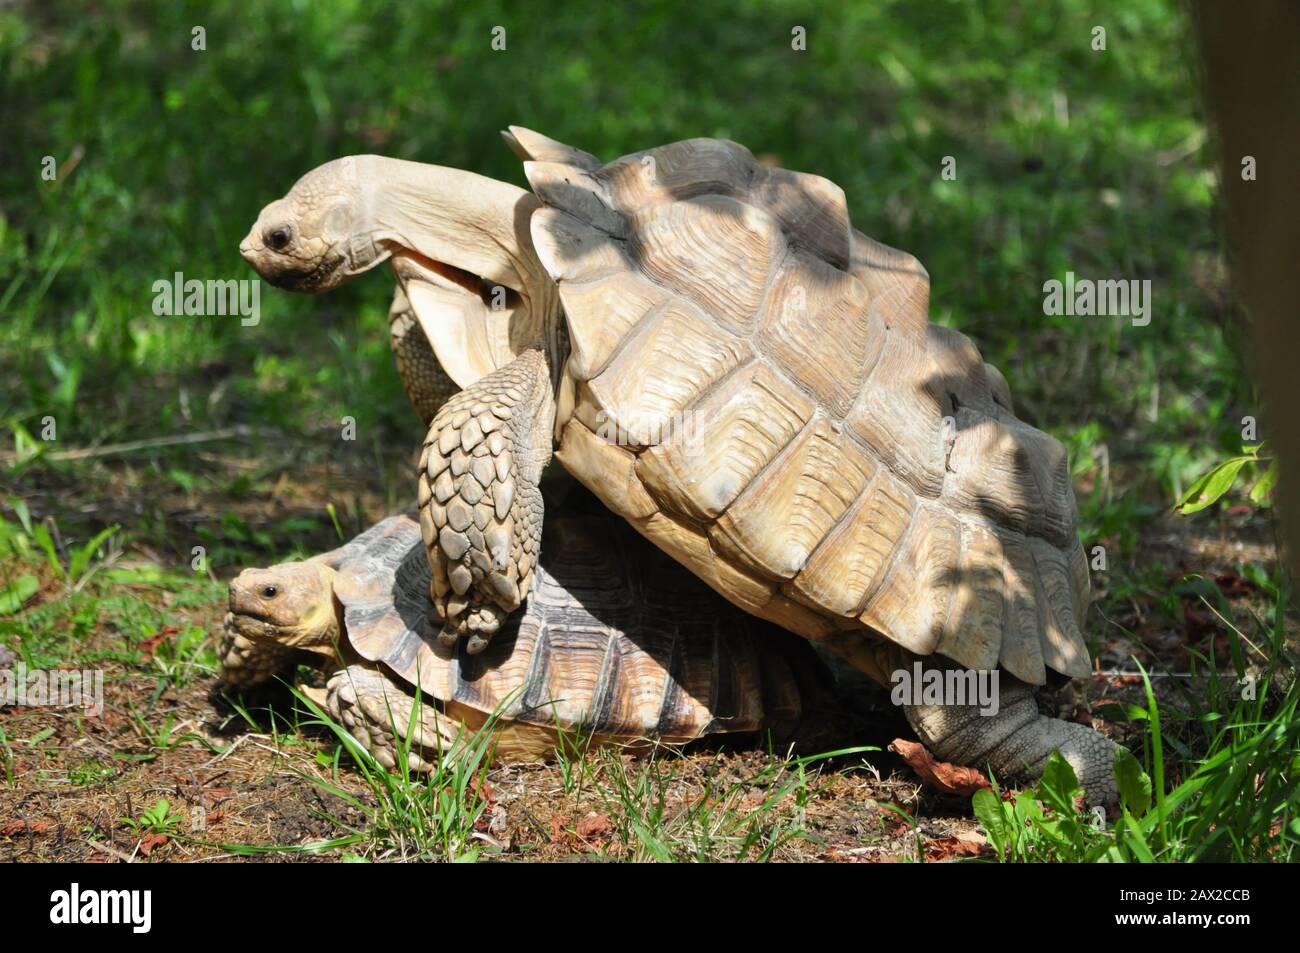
[{"left": 241, "top": 129, "right": 1119, "bottom": 800}]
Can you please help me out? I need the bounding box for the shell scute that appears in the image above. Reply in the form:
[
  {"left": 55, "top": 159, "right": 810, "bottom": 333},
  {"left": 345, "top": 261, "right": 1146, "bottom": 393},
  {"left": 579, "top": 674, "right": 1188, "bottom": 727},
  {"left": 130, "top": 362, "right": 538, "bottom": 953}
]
[
  {"left": 636, "top": 362, "right": 814, "bottom": 522},
  {"left": 758, "top": 248, "right": 876, "bottom": 417},
  {"left": 844, "top": 326, "right": 947, "bottom": 498},
  {"left": 783, "top": 465, "right": 916, "bottom": 618},
  {"left": 600, "top": 137, "right": 757, "bottom": 210},
  {"left": 858, "top": 505, "right": 962, "bottom": 656},
  {"left": 710, "top": 415, "right": 876, "bottom": 581},
  {"left": 628, "top": 195, "right": 783, "bottom": 336},
  {"left": 588, "top": 299, "right": 752, "bottom": 448},
  {"left": 752, "top": 166, "right": 852, "bottom": 270}
]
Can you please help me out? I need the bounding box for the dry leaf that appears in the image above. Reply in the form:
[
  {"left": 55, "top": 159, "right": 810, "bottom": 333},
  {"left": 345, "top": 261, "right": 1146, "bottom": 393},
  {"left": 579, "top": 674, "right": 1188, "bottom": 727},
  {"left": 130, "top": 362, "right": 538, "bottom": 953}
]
[
  {"left": 138, "top": 833, "right": 168, "bottom": 856},
  {"left": 576, "top": 812, "right": 612, "bottom": 840},
  {"left": 889, "top": 738, "right": 991, "bottom": 796},
  {"left": 549, "top": 814, "right": 568, "bottom": 841},
  {"left": 0, "top": 820, "right": 52, "bottom": 836},
  {"left": 925, "top": 832, "right": 987, "bottom": 861}
]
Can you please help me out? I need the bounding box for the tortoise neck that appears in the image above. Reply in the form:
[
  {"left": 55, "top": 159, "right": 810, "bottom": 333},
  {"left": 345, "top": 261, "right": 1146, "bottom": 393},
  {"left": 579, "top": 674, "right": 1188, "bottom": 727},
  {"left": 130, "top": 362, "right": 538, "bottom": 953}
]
[
  {"left": 290, "top": 565, "right": 345, "bottom": 659},
  {"left": 359, "top": 156, "right": 562, "bottom": 359}
]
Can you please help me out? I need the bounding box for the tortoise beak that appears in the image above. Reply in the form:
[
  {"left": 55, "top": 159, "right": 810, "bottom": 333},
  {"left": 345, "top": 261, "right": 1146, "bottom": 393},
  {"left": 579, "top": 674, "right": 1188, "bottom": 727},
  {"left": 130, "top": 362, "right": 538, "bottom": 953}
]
[{"left": 239, "top": 228, "right": 261, "bottom": 265}]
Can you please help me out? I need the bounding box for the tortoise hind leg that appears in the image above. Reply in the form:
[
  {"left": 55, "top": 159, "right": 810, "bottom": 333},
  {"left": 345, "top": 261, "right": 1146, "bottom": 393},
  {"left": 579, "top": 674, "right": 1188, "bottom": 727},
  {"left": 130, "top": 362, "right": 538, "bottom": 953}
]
[
  {"left": 827, "top": 638, "right": 1119, "bottom": 804},
  {"left": 418, "top": 348, "right": 554, "bottom": 654},
  {"left": 903, "top": 676, "right": 1119, "bottom": 805}
]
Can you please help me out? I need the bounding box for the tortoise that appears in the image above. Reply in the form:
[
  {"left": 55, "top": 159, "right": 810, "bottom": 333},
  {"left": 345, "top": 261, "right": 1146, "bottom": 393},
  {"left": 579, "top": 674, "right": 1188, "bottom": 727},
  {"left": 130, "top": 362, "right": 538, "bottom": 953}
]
[
  {"left": 219, "top": 505, "right": 828, "bottom": 770},
  {"left": 239, "top": 130, "right": 1120, "bottom": 800}
]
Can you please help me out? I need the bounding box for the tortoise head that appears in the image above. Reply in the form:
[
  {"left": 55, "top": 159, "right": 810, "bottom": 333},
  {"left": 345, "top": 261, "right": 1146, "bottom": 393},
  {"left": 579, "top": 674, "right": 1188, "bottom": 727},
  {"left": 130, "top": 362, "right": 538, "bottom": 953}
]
[
  {"left": 241, "top": 154, "right": 561, "bottom": 389},
  {"left": 226, "top": 560, "right": 342, "bottom": 658},
  {"left": 240, "top": 157, "right": 379, "bottom": 293}
]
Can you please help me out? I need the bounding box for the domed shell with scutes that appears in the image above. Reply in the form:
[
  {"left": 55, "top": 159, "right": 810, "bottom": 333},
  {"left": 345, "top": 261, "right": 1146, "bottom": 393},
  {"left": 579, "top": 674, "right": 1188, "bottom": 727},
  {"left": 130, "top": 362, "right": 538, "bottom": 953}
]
[
  {"left": 506, "top": 126, "right": 1091, "bottom": 686},
  {"left": 331, "top": 510, "right": 823, "bottom": 738}
]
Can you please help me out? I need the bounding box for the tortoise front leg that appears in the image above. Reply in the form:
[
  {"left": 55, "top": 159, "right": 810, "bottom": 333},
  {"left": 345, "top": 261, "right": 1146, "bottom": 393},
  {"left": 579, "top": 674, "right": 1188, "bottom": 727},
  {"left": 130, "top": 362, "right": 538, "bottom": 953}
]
[
  {"left": 326, "top": 664, "right": 458, "bottom": 773},
  {"left": 418, "top": 348, "right": 554, "bottom": 654}
]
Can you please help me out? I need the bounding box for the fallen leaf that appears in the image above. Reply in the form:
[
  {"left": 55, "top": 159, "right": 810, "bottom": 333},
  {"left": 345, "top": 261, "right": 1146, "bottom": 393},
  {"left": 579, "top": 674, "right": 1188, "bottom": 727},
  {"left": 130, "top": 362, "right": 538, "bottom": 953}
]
[
  {"left": 889, "top": 738, "right": 991, "bottom": 796},
  {"left": 135, "top": 630, "right": 173, "bottom": 661},
  {"left": 472, "top": 770, "right": 494, "bottom": 807},
  {"left": 549, "top": 814, "right": 569, "bottom": 842},
  {"left": 0, "top": 820, "right": 52, "bottom": 836},
  {"left": 576, "top": 812, "right": 612, "bottom": 840},
  {"left": 925, "top": 832, "right": 987, "bottom": 861},
  {"left": 138, "top": 833, "right": 168, "bottom": 856}
]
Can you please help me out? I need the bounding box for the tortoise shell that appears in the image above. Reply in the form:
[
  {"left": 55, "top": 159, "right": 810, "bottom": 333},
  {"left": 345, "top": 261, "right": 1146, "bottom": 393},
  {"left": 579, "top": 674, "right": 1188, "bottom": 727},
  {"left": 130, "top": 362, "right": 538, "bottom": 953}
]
[
  {"left": 508, "top": 127, "right": 1090, "bottom": 686},
  {"left": 331, "top": 508, "right": 825, "bottom": 739}
]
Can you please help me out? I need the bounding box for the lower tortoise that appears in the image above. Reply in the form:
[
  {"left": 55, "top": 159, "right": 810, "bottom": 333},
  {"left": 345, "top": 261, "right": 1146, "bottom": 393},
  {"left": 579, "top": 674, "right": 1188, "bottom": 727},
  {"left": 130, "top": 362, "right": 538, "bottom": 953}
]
[
  {"left": 221, "top": 501, "right": 1112, "bottom": 800},
  {"left": 220, "top": 506, "right": 828, "bottom": 769}
]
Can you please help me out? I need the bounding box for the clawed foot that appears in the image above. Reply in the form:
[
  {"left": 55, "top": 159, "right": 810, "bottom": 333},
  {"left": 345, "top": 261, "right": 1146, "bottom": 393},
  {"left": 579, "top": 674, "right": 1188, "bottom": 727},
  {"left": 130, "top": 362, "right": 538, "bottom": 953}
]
[
  {"left": 429, "top": 602, "right": 506, "bottom": 654},
  {"left": 326, "top": 664, "right": 454, "bottom": 773}
]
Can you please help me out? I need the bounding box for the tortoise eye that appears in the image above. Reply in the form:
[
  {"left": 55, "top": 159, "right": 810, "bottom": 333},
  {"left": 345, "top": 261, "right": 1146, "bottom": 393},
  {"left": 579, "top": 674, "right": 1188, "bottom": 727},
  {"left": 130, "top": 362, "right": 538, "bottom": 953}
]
[
  {"left": 266, "top": 226, "right": 291, "bottom": 250},
  {"left": 261, "top": 585, "right": 279, "bottom": 598}
]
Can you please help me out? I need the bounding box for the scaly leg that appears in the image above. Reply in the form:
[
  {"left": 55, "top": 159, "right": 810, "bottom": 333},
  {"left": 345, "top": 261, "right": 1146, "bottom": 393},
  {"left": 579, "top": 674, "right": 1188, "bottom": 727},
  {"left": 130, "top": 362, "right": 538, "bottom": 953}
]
[
  {"left": 418, "top": 348, "right": 554, "bottom": 654},
  {"left": 326, "top": 664, "right": 460, "bottom": 773},
  {"left": 828, "top": 638, "right": 1120, "bottom": 804},
  {"left": 904, "top": 675, "right": 1119, "bottom": 805}
]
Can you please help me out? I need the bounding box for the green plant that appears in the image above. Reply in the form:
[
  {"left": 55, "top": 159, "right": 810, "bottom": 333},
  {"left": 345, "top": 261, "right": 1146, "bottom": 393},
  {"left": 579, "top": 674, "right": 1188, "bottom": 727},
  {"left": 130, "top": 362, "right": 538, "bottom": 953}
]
[
  {"left": 974, "top": 660, "right": 1299, "bottom": 862},
  {"left": 122, "top": 798, "right": 185, "bottom": 837},
  {"left": 1174, "top": 442, "right": 1275, "bottom": 513},
  {"left": 0, "top": 725, "right": 14, "bottom": 787},
  {"left": 289, "top": 679, "right": 498, "bottom": 862},
  {"left": 68, "top": 757, "right": 116, "bottom": 786},
  {"left": 973, "top": 754, "right": 1110, "bottom": 862},
  {"left": 0, "top": 499, "right": 119, "bottom": 591},
  {"left": 590, "top": 744, "right": 876, "bottom": 862}
]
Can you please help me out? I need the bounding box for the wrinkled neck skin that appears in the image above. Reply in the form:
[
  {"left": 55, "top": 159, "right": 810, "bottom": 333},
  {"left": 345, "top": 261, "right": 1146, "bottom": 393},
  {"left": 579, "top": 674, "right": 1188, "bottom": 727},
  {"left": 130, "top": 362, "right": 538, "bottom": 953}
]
[
  {"left": 287, "top": 592, "right": 353, "bottom": 675},
  {"left": 355, "top": 156, "right": 563, "bottom": 389}
]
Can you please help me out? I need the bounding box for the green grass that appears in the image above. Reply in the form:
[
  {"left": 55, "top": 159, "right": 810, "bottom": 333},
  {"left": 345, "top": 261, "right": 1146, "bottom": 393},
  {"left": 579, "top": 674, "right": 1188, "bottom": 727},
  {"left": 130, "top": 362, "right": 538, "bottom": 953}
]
[
  {"left": 583, "top": 744, "right": 877, "bottom": 862},
  {"left": 975, "top": 574, "right": 1299, "bottom": 862},
  {"left": 292, "top": 675, "right": 509, "bottom": 863},
  {"left": 0, "top": 504, "right": 222, "bottom": 677}
]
